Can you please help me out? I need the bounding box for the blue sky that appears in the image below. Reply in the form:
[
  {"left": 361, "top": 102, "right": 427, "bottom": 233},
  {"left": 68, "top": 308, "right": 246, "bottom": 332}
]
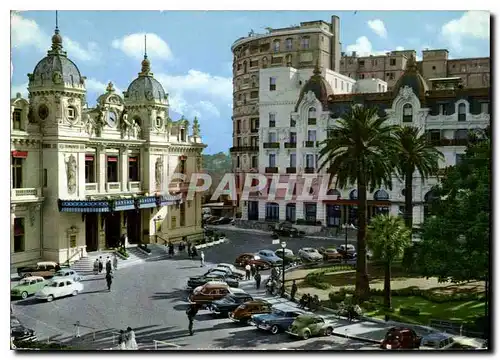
[{"left": 11, "top": 10, "right": 490, "bottom": 154}]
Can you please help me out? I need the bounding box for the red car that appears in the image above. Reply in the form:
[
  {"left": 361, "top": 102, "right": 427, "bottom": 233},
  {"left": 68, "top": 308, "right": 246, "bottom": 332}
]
[
  {"left": 234, "top": 253, "right": 271, "bottom": 270},
  {"left": 380, "top": 327, "right": 422, "bottom": 350}
]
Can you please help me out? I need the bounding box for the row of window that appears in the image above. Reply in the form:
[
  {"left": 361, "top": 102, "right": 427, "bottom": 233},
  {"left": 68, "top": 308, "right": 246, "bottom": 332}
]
[
  {"left": 265, "top": 108, "right": 316, "bottom": 128},
  {"left": 235, "top": 118, "right": 259, "bottom": 133},
  {"left": 266, "top": 130, "right": 316, "bottom": 144},
  {"left": 267, "top": 153, "right": 319, "bottom": 168},
  {"left": 235, "top": 155, "right": 258, "bottom": 169},
  {"left": 402, "top": 102, "right": 489, "bottom": 123},
  {"left": 341, "top": 58, "right": 399, "bottom": 67}
]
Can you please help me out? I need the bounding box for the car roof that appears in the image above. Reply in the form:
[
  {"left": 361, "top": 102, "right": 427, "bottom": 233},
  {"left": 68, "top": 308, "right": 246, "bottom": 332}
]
[
  {"left": 203, "top": 282, "right": 228, "bottom": 288},
  {"left": 21, "top": 276, "right": 45, "bottom": 281},
  {"left": 259, "top": 250, "right": 273, "bottom": 253},
  {"left": 50, "top": 276, "right": 74, "bottom": 282},
  {"left": 245, "top": 299, "right": 270, "bottom": 305},
  {"left": 301, "top": 247, "right": 316, "bottom": 251},
  {"left": 37, "top": 261, "right": 58, "bottom": 266},
  {"left": 296, "top": 314, "right": 321, "bottom": 321},
  {"left": 272, "top": 305, "right": 303, "bottom": 313},
  {"left": 217, "top": 263, "right": 233, "bottom": 267}
]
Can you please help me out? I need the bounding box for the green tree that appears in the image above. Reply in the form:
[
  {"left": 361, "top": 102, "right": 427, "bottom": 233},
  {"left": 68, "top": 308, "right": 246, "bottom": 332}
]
[
  {"left": 394, "top": 126, "right": 443, "bottom": 230},
  {"left": 319, "top": 105, "right": 398, "bottom": 300},
  {"left": 367, "top": 215, "right": 411, "bottom": 309}
]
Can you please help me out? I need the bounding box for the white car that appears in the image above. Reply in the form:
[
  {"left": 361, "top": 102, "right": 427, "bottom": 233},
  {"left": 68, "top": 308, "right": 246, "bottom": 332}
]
[
  {"left": 52, "top": 269, "right": 83, "bottom": 282},
  {"left": 298, "top": 248, "right": 323, "bottom": 262},
  {"left": 35, "top": 277, "right": 84, "bottom": 302},
  {"left": 215, "top": 263, "right": 245, "bottom": 278},
  {"left": 274, "top": 248, "right": 295, "bottom": 257}
]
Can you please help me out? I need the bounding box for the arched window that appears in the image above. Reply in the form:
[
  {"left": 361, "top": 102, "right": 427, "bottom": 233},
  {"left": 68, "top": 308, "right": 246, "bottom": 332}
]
[
  {"left": 243, "top": 61, "right": 247, "bottom": 73},
  {"left": 349, "top": 189, "right": 358, "bottom": 200},
  {"left": 238, "top": 94, "right": 242, "bottom": 101},
  {"left": 403, "top": 103, "right": 413, "bottom": 122},
  {"left": 423, "top": 190, "right": 438, "bottom": 220},
  {"left": 285, "top": 38, "right": 293, "bottom": 51},
  {"left": 133, "top": 116, "right": 141, "bottom": 127},
  {"left": 308, "top": 107, "right": 317, "bottom": 120},
  {"left": 155, "top": 117, "right": 162, "bottom": 128},
  {"left": 262, "top": 57, "right": 268, "bottom": 68},
  {"left": 265, "top": 202, "right": 279, "bottom": 221},
  {"left": 458, "top": 103, "right": 466, "bottom": 121},
  {"left": 286, "top": 203, "right": 296, "bottom": 222},
  {"left": 327, "top": 189, "right": 341, "bottom": 197},
  {"left": 273, "top": 40, "right": 280, "bottom": 52},
  {"left": 12, "top": 108, "right": 22, "bottom": 130},
  {"left": 286, "top": 54, "right": 292, "bottom": 67},
  {"left": 373, "top": 189, "right": 390, "bottom": 201}
]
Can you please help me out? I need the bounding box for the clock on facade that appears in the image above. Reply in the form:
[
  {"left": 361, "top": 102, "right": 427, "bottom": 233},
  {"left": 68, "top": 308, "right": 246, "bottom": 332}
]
[
  {"left": 107, "top": 111, "right": 117, "bottom": 127},
  {"left": 38, "top": 104, "right": 49, "bottom": 120}
]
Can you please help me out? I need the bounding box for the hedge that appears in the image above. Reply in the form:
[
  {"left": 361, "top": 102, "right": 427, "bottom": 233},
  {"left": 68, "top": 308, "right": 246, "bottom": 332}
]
[
  {"left": 13, "top": 340, "right": 70, "bottom": 350},
  {"left": 117, "top": 247, "right": 129, "bottom": 259},
  {"left": 400, "top": 306, "right": 421, "bottom": 316},
  {"left": 304, "top": 271, "right": 330, "bottom": 290}
]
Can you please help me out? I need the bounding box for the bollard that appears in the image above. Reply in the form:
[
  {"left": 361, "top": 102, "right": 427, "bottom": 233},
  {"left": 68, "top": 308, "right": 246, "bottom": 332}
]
[{"left": 74, "top": 321, "right": 81, "bottom": 338}]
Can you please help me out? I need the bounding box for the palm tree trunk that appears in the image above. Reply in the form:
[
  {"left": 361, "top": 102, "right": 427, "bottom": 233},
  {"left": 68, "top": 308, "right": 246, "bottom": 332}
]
[
  {"left": 404, "top": 167, "right": 413, "bottom": 230},
  {"left": 384, "top": 261, "right": 392, "bottom": 309},
  {"left": 355, "top": 173, "right": 370, "bottom": 302}
]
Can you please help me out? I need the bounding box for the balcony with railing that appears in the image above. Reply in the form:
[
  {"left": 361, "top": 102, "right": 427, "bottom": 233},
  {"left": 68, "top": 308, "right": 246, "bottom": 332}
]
[
  {"left": 429, "top": 138, "right": 470, "bottom": 147},
  {"left": 284, "top": 142, "right": 297, "bottom": 149},
  {"left": 250, "top": 128, "right": 259, "bottom": 133},
  {"left": 263, "top": 142, "right": 280, "bottom": 149},
  {"left": 286, "top": 167, "right": 296, "bottom": 174},
  {"left": 230, "top": 146, "right": 259, "bottom": 153},
  {"left": 265, "top": 167, "right": 279, "bottom": 174},
  {"left": 106, "top": 182, "right": 121, "bottom": 192},
  {"left": 11, "top": 187, "right": 42, "bottom": 202},
  {"left": 128, "top": 181, "right": 141, "bottom": 192},
  {"left": 304, "top": 141, "right": 316, "bottom": 148},
  {"left": 85, "top": 183, "right": 98, "bottom": 194},
  {"left": 304, "top": 167, "right": 316, "bottom": 174}
]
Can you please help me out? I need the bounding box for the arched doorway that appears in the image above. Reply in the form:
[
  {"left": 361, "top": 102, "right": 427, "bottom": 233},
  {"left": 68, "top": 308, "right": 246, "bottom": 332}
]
[
  {"left": 247, "top": 201, "right": 259, "bottom": 221},
  {"left": 372, "top": 189, "right": 390, "bottom": 219},
  {"left": 348, "top": 189, "right": 358, "bottom": 226},
  {"left": 286, "top": 203, "right": 296, "bottom": 222},
  {"left": 326, "top": 189, "right": 341, "bottom": 227},
  {"left": 265, "top": 202, "right": 279, "bottom": 222},
  {"left": 423, "top": 190, "right": 438, "bottom": 221}
]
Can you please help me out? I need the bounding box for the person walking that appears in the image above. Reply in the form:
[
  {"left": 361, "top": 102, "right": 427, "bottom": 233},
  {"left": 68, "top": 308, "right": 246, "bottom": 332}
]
[
  {"left": 93, "top": 259, "right": 99, "bottom": 275},
  {"left": 254, "top": 271, "right": 261, "bottom": 290},
  {"left": 200, "top": 251, "right": 205, "bottom": 267},
  {"left": 290, "top": 280, "right": 298, "bottom": 302},
  {"left": 98, "top": 256, "right": 103, "bottom": 274},
  {"left": 245, "top": 264, "right": 251, "bottom": 280},
  {"left": 113, "top": 254, "right": 118, "bottom": 271},
  {"left": 118, "top": 330, "right": 126, "bottom": 350},
  {"left": 105, "top": 272, "right": 113, "bottom": 291},
  {"left": 250, "top": 264, "right": 256, "bottom": 278},
  {"left": 125, "top": 327, "right": 138, "bottom": 350},
  {"left": 186, "top": 304, "right": 199, "bottom": 336},
  {"left": 105, "top": 257, "right": 112, "bottom": 274}
]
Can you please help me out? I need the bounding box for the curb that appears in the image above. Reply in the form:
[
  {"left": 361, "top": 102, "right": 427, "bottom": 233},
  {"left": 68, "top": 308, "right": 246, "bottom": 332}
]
[
  {"left": 332, "top": 331, "right": 381, "bottom": 344},
  {"left": 195, "top": 238, "right": 228, "bottom": 250}
]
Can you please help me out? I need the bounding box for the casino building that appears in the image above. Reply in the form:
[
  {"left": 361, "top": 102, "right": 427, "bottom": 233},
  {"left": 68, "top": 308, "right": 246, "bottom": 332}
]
[{"left": 11, "top": 24, "right": 205, "bottom": 267}]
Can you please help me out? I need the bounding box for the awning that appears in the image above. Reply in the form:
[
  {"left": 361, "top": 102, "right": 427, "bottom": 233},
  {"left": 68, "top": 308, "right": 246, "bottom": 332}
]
[
  {"left": 58, "top": 200, "right": 110, "bottom": 213},
  {"left": 11, "top": 151, "right": 28, "bottom": 158},
  {"left": 128, "top": 157, "right": 138, "bottom": 162},
  {"left": 85, "top": 155, "right": 94, "bottom": 161},
  {"left": 58, "top": 195, "right": 180, "bottom": 213},
  {"left": 107, "top": 156, "right": 118, "bottom": 162}
]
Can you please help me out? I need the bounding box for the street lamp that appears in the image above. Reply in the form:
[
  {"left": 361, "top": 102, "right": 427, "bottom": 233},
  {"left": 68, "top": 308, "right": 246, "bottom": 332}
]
[
  {"left": 153, "top": 216, "right": 163, "bottom": 243},
  {"left": 342, "top": 223, "right": 356, "bottom": 263},
  {"left": 281, "top": 240, "right": 287, "bottom": 297}
]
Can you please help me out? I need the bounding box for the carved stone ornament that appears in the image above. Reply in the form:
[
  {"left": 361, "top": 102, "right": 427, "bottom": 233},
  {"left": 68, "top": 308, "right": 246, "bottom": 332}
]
[
  {"left": 52, "top": 71, "right": 63, "bottom": 85},
  {"left": 29, "top": 204, "right": 41, "bottom": 226},
  {"left": 399, "top": 86, "right": 414, "bottom": 101},
  {"left": 155, "top": 157, "right": 164, "bottom": 190},
  {"left": 305, "top": 91, "right": 317, "bottom": 104},
  {"left": 65, "top": 154, "right": 77, "bottom": 195},
  {"left": 68, "top": 97, "right": 75, "bottom": 104},
  {"left": 11, "top": 204, "right": 16, "bottom": 213}
]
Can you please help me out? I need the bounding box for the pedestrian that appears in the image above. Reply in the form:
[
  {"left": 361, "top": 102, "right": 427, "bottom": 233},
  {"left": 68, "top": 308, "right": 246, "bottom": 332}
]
[
  {"left": 118, "top": 329, "right": 126, "bottom": 350},
  {"left": 250, "top": 264, "right": 256, "bottom": 278},
  {"left": 186, "top": 241, "right": 191, "bottom": 255},
  {"left": 271, "top": 266, "right": 278, "bottom": 281},
  {"left": 245, "top": 264, "right": 251, "bottom": 280},
  {"left": 106, "top": 256, "right": 112, "bottom": 274},
  {"left": 113, "top": 254, "right": 118, "bottom": 271},
  {"left": 290, "top": 280, "right": 298, "bottom": 302},
  {"left": 186, "top": 304, "right": 199, "bottom": 336},
  {"left": 254, "top": 272, "right": 261, "bottom": 290},
  {"left": 200, "top": 251, "right": 205, "bottom": 267},
  {"left": 98, "top": 256, "right": 103, "bottom": 274},
  {"left": 191, "top": 246, "right": 198, "bottom": 258},
  {"left": 105, "top": 272, "right": 113, "bottom": 291},
  {"left": 93, "top": 259, "right": 99, "bottom": 275},
  {"left": 125, "top": 327, "right": 138, "bottom": 350}
]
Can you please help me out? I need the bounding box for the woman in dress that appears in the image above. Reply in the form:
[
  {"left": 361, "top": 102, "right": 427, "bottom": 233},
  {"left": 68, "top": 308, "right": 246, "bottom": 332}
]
[
  {"left": 125, "top": 327, "right": 138, "bottom": 350},
  {"left": 118, "top": 330, "right": 126, "bottom": 350}
]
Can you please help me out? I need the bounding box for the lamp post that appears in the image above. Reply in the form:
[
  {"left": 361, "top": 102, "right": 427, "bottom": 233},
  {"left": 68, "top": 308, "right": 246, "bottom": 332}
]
[
  {"left": 342, "top": 223, "right": 355, "bottom": 263},
  {"left": 281, "top": 240, "right": 287, "bottom": 297},
  {"left": 153, "top": 216, "right": 163, "bottom": 244}
]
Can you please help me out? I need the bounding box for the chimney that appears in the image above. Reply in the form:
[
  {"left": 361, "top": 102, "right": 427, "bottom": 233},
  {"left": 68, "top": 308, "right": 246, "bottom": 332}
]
[
  {"left": 330, "top": 15, "right": 341, "bottom": 72},
  {"left": 352, "top": 51, "right": 357, "bottom": 57}
]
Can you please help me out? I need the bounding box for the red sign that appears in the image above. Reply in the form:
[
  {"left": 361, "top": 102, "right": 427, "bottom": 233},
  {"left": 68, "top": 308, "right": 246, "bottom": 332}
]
[
  {"left": 107, "top": 156, "right": 118, "bottom": 162},
  {"left": 11, "top": 151, "right": 28, "bottom": 158},
  {"left": 128, "top": 157, "right": 138, "bottom": 162},
  {"left": 85, "top": 155, "right": 94, "bottom": 161}
]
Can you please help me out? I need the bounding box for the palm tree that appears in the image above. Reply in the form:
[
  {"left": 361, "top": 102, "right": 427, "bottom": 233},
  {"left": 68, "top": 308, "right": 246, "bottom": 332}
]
[
  {"left": 318, "top": 105, "right": 399, "bottom": 301},
  {"left": 394, "top": 126, "right": 443, "bottom": 230},
  {"left": 367, "top": 214, "right": 411, "bottom": 309}
]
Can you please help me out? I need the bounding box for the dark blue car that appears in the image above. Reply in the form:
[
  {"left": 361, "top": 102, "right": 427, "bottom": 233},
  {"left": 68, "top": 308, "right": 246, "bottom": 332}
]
[{"left": 251, "top": 308, "right": 304, "bottom": 334}]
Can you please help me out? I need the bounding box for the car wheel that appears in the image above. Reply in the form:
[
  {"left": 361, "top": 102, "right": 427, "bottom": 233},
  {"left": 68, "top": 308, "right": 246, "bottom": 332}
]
[
  {"left": 47, "top": 295, "right": 54, "bottom": 302},
  {"left": 72, "top": 290, "right": 78, "bottom": 296},
  {"left": 271, "top": 325, "right": 280, "bottom": 334},
  {"left": 302, "top": 330, "right": 311, "bottom": 340},
  {"left": 325, "top": 327, "right": 333, "bottom": 336},
  {"left": 21, "top": 291, "right": 28, "bottom": 299}
]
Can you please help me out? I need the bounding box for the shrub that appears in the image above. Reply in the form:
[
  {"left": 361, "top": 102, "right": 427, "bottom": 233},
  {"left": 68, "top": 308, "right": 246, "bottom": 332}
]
[
  {"left": 13, "top": 340, "right": 70, "bottom": 350},
  {"left": 117, "top": 248, "right": 129, "bottom": 259},
  {"left": 304, "top": 271, "right": 330, "bottom": 290},
  {"left": 235, "top": 212, "right": 242, "bottom": 219},
  {"left": 138, "top": 244, "right": 151, "bottom": 253},
  {"left": 328, "top": 289, "right": 347, "bottom": 304},
  {"left": 361, "top": 300, "right": 378, "bottom": 311},
  {"left": 400, "top": 306, "right": 420, "bottom": 316}
]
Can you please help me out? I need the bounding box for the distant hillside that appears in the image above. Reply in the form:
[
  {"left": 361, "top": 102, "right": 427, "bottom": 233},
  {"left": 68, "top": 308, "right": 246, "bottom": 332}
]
[{"left": 201, "top": 152, "right": 232, "bottom": 203}]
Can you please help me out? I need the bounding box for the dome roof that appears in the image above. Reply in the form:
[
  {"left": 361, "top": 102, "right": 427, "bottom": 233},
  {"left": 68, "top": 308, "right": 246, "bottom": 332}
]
[
  {"left": 30, "top": 28, "right": 83, "bottom": 87},
  {"left": 125, "top": 55, "right": 166, "bottom": 103},
  {"left": 393, "top": 55, "right": 429, "bottom": 98},
  {"left": 295, "top": 62, "right": 334, "bottom": 112}
]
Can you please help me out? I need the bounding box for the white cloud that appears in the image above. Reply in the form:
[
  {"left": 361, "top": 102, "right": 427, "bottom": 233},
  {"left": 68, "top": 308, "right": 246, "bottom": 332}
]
[
  {"left": 441, "top": 11, "right": 490, "bottom": 52},
  {"left": 11, "top": 83, "right": 28, "bottom": 98},
  {"left": 345, "top": 36, "right": 390, "bottom": 57},
  {"left": 11, "top": 13, "right": 48, "bottom": 51},
  {"left": 11, "top": 13, "right": 100, "bottom": 63},
  {"left": 85, "top": 78, "right": 122, "bottom": 95},
  {"left": 367, "top": 19, "right": 387, "bottom": 39},
  {"left": 196, "top": 100, "right": 221, "bottom": 118},
  {"left": 395, "top": 46, "right": 404, "bottom": 51},
  {"left": 111, "top": 33, "right": 173, "bottom": 61}
]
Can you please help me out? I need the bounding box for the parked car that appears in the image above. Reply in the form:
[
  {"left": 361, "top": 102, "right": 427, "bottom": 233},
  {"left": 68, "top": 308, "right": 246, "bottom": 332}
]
[
  {"left": 274, "top": 248, "right": 295, "bottom": 258},
  {"left": 255, "top": 250, "right": 283, "bottom": 266},
  {"left": 11, "top": 276, "right": 47, "bottom": 299},
  {"left": 52, "top": 269, "right": 83, "bottom": 282},
  {"left": 214, "top": 263, "right": 245, "bottom": 279},
  {"left": 251, "top": 307, "right": 304, "bottom": 334},
  {"left": 337, "top": 244, "right": 356, "bottom": 257},
  {"left": 35, "top": 277, "right": 84, "bottom": 302},
  {"left": 317, "top": 248, "right": 343, "bottom": 262},
  {"left": 209, "top": 266, "right": 244, "bottom": 281},
  {"left": 188, "top": 282, "right": 246, "bottom": 306},
  {"left": 286, "top": 314, "right": 335, "bottom": 340},
  {"left": 17, "top": 261, "right": 60, "bottom": 278},
  {"left": 420, "top": 333, "right": 456, "bottom": 350},
  {"left": 229, "top": 299, "right": 273, "bottom": 325},
  {"left": 187, "top": 270, "right": 239, "bottom": 289},
  {"left": 380, "top": 327, "right": 422, "bottom": 350},
  {"left": 297, "top": 248, "right": 323, "bottom": 262},
  {"left": 272, "top": 226, "right": 305, "bottom": 238},
  {"left": 208, "top": 293, "right": 254, "bottom": 316},
  {"left": 234, "top": 253, "right": 272, "bottom": 270},
  {"left": 10, "top": 314, "right": 36, "bottom": 342}
]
